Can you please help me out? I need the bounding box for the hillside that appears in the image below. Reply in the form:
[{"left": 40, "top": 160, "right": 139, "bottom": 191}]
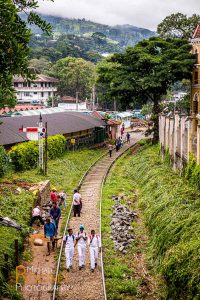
[{"left": 22, "top": 14, "right": 156, "bottom": 62}]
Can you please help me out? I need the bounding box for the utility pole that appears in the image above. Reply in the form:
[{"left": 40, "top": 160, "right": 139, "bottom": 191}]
[
  {"left": 38, "top": 114, "right": 43, "bottom": 174},
  {"left": 76, "top": 91, "right": 79, "bottom": 111},
  {"left": 92, "top": 86, "right": 95, "bottom": 111}
]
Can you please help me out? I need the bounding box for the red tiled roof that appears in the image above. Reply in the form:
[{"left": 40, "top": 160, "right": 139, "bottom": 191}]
[
  {"left": 61, "top": 96, "right": 78, "bottom": 103},
  {"left": 107, "top": 119, "right": 121, "bottom": 126},
  {"left": 0, "top": 105, "right": 45, "bottom": 115},
  {"left": 91, "top": 111, "right": 105, "bottom": 120},
  {"left": 192, "top": 24, "right": 200, "bottom": 39}
]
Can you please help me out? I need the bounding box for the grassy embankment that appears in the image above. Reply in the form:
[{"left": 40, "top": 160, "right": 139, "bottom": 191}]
[
  {"left": 0, "top": 148, "right": 105, "bottom": 299},
  {"left": 102, "top": 142, "right": 200, "bottom": 300}
]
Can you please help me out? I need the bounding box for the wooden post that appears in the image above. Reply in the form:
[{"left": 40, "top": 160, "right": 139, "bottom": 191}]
[{"left": 15, "top": 239, "right": 19, "bottom": 266}]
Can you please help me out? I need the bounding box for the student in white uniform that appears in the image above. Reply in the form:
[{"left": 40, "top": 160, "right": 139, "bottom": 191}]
[
  {"left": 88, "top": 229, "right": 101, "bottom": 272},
  {"left": 75, "top": 225, "right": 87, "bottom": 270},
  {"left": 63, "top": 228, "right": 75, "bottom": 272}
]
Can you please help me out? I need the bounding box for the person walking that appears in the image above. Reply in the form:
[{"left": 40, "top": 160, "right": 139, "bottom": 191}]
[
  {"left": 63, "top": 228, "right": 75, "bottom": 272},
  {"left": 73, "top": 189, "right": 82, "bottom": 217},
  {"left": 59, "top": 191, "right": 67, "bottom": 209},
  {"left": 108, "top": 144, "right": 113, "bottom": 158},
  {"left": 30, "top": 205, "right": 44, "bottom": 227},
  {"left": 50, "top": 188, "right": 58, "bottom": 205},
  {"left": 75, "top": 225, "right": 87, "bottom": 270},
  {"left": 44, "top": 218, "right": 56, "bottom": 255},
  {"left": 88, "top": 230, "right": 101, "bottom": 272},
  {"left": 126, "top": 132, "right": 131, "bottom": 144},
  {"left": 50, "top": 202, "right": 61, "bottom": 235}
]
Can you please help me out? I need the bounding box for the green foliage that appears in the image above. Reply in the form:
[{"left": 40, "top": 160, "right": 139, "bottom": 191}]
[
  {"left": 9, "top": 141, "right": 38, "bottom": 171},
  {"left": 157, "top": 13, "right": 200, "bottom": 39},
  {"left": 9, "top": 135, "right": 66, "bottom": 171},
  {"left": 128, "top": 145, "right": 200, "bottom": 299},
  {"left": 47, "top": 135, "right": 66, "bottom": 159},
  {"left": 185, "top": 154, "right": 200, "bottom": 189},
  {"left": 0, "top": 0, "right": 52, "bottom": 108},
  {"left": 96, "top": 37, "right": 195, "bottom": 142},
  {"left": 49, "top": 57, "right": 95, "bottom": 99},
  {"left": 0, "top": 146, "right": 9, "bottom": 177}
]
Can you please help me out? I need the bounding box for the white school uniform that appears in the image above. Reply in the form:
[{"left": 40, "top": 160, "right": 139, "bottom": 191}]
[
  {"left": 63, "top": 234, "right": 75, "bottom": 269},
  {"left": 88, "top": 234, "right": 101, "bottom": 269},
  {"left": 76, "top": 232, "right": 87, "bottom": 267}
]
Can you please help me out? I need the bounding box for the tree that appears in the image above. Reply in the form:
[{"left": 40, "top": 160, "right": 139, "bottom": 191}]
[
  {"left": 49, "top": 57, "right": 95, "bottom": 100},
  {"left": 157, "top": 13, "right": 200, "bottom": 39},
  {"left": 0, "top": 0, "right": 52, "bottom": 108},
  {"left": 97, "top": 37, "right": 195, "bottom": 143},
  {"left": 29, "top": 58, "right": 52, "bottom": 74}
]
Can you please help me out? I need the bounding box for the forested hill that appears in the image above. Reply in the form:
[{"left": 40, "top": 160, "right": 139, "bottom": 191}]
[
  {"left": 22, "top": 14, "right": 156, "bottom": 63},
  {"left": 29, "top": 15, "right": 156, "bottom": 48}
]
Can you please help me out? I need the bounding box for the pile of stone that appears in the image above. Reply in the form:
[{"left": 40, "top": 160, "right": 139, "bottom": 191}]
[
  {"left": 41, "top": 201, "right": 52, "bottom": 221},
  {"left": 110, "top": 200, "right": 137, "bottom": 254}
]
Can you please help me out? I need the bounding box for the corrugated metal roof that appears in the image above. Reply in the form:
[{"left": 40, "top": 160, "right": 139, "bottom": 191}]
[
  {"left": 13, "top": 74, "right": 59, "bottom": 83},
  {"left": 14, "top": 107, "right": 66, "bottom": 116},
  {"left": 0, "top": 112, "right": 106, "bottom": 146}
]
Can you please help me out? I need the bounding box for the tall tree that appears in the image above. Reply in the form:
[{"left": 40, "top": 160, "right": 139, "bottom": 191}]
[
  {"left": 157, "top": 13, "right": 200, "bottom": 39},
  {"left": 0, "top": 0, "right": 52, "bottom": 108},
  {"left": 49, "top": 57, "right": 95, "bottom": 100},
  {"left": 97, "top": 37, "right": 195, "bottom": 143}
]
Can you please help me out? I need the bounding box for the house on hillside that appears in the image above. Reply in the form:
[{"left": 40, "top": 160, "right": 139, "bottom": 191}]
[{"left": 14, "top": 75, "right": 58, "bottom": 106}]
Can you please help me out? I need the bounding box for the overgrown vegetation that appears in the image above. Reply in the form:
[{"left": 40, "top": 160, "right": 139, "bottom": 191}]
[
  {"left": 1, "top": 148, "right": 105, "bottom": 299},
  {"left": 0, "top": 146, "right": 9, "bottom": 177},
  {"left": 9, "top": 134, "right": 66, "bottom": 171},
  {"left": 128, "top": 145, "right": 200, "bottom": 299},
  {"left": 102, "top": 149, "right": 162, "bottom": 300}
]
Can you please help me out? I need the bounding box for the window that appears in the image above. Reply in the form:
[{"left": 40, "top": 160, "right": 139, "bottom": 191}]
[
  {"left": 14, "top": 83, "right": 18, "bottom": 87},
  {"left": 24, "top": 92, "right": 30, "bottom": 96},
  {"left": 23, "top": 82, "right": 27, "bottom": 87},
  {"left": 41, "top": 92, "right": 44, "bottom": 97},
  {"left": 48, "top": 92, "right": 51, "bottom": 96},
  {"left": 41, "top": 82, "right": 43, "bottom": 87},
  {"left": 195, "top": 49, "right": 198, "bottom": 64},
  {"left": 194, "top": 71, "right": 198, "bottom": 84},
  {"left": 34, "top": 92, "right": 37, "bottom": 94},
  {"left": 49, "top": 82, "right": 51, "bottom": 87}
]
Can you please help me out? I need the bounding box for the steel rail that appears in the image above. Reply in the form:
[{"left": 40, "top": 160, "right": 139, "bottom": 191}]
[
  {"left": 53, "top": 139, "right": 140, "bottom": 300},
  {"left": 52, "top": 151, "right": 107, "bottom": 300}
]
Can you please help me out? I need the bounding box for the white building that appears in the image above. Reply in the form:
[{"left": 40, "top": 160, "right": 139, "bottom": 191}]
[{"left": 13, "top": 75, "right": 58, "bottom": 105}]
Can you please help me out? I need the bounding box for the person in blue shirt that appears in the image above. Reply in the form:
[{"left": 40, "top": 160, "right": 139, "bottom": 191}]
[
  {"left": 44, "top": 218, "right": 56, "bottom": 255},
  {"left": 50, "top": 202, "right": 61, "bottom": 235}
]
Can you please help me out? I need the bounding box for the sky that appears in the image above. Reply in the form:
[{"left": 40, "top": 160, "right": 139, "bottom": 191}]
[{"left": 37, "top": 0, "right": 199, "bottom": 30}]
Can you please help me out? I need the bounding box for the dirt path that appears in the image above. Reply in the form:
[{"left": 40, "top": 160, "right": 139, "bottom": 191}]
[
  {"left": 21, "top": 133, "right": 143, "bottom": 300},
  {"left": 59, "top": 133, "right": 143, "bottom": 300}
]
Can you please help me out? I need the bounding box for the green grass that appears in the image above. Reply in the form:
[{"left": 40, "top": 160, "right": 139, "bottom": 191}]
[
  {"left": 128, "top": 144, "right": 200, "bottom": 299},
  {"left": 102, "top": 150, "right": 157, "bottom": 300},
  {"left": 0, "top": 148, "right": 105, "bottom": 299}
]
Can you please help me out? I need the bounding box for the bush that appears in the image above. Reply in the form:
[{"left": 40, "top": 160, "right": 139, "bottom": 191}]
[
  {"left": 0, "top": 146, "right": 9, "bottom": 177},
  {"left": 9, "top": 135, "right": 66, "bottom": 171},
  {"left": 47, "top": 135, "right": 66, "bottom": 159}
]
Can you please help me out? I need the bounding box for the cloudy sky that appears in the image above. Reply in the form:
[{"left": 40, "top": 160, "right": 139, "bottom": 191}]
[{"left": 37, "top": 0, "right": 199, "bottom": 30}]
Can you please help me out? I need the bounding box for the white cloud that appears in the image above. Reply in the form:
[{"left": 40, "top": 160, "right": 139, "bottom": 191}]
[{"left": 37, "top": 0, "right": 200, "bottom": 30}]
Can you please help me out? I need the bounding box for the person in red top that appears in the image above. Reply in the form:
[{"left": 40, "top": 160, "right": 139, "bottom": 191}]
[{"left": 50, "top": 189, "right": 58, "bottom": 204}]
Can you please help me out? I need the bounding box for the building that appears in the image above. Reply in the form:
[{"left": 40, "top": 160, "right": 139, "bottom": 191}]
[
  {"left": 190, "top": 24, "right": 200, "bottom": 162},
  {"left": 58, "top": 96, "right": 87, "bottom": 111},
  {"left": 0, "top": 111, "right": 107, "bottom": 149},
  {"left": 13, "top": 75, "right": 58, "bottom": 105}
]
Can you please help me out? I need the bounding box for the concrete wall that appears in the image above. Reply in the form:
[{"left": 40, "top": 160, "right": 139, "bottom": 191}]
[{"left": 159, "top": 113, "right": 194, "bottom": 169}]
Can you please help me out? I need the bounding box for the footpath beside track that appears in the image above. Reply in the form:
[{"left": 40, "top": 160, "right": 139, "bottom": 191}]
[{"left": 57, "top": 132, "right": 143, "bottom": 300}]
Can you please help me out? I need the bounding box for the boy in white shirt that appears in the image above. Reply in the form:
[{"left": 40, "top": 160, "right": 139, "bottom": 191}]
[
  {"left": 75, "top": 225, "right": 87, "bottom": 270},
  {"left": 88, "top": 229, "right": 101, "bottom": 272},
  {"left": 63, "top": 228, "right": 75, "bottom": 272}
]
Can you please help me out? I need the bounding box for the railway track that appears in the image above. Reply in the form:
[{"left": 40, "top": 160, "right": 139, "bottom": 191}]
[{"left": 53, "top": 132, "right": 143, "bottom": 300}]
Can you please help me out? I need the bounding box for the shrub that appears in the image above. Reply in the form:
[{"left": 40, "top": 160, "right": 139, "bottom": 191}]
[
  {"left": 9, "top": 135, "right": 66, "bottom": 171},
  {"left": 47, "top": 135, "right": 66, "bottom": 159},
  {"left": 0, "top": 146, "right": 9, "bottom": 177}
]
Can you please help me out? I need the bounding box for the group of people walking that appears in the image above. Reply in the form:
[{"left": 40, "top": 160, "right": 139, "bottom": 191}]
[
  {"left": 108, "top": 132, "right": 131, "bottom": 158},
  {"left": 63, "top": 225, "right": 101, "bottom": 272}
]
